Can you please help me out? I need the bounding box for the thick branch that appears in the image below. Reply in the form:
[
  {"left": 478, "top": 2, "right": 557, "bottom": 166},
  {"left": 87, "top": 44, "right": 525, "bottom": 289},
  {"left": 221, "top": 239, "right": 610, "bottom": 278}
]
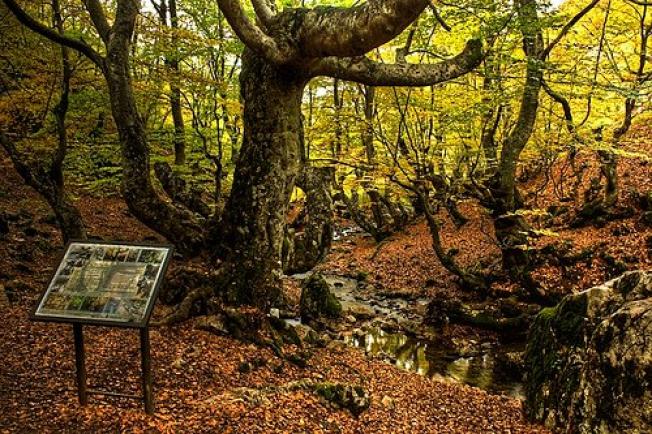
[
  {"left": 297, "top": 0, "right": 429, "bottom": 58},
  {"left": 250, "top": 0, "right": 275, "bottom": 27},
  {"left": 82, "top": 0, "right": 111, "bottom": 44},
  {"left": 312, "top": 39, "right": 483, "bottom": 86},
  {"left": 1, "top": 0, "right": 104, "bottom": 67},
  {"left": 216, "top": 0, "right": 290, "bottom": 64}
]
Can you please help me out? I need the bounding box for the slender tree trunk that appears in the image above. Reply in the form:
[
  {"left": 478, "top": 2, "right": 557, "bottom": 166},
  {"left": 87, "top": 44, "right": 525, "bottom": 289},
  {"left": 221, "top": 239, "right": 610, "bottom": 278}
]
[
  {"left": 50, "top": 0, "right": 86, "bottom": 242},
  {"left": 600, "top": 96, "right": 636, "bottom": 208},
  {"left": 0, "top": 0, "right": 86, "bottom": 243},
  {"left": 167, "top": 0, "right": 186, "bottom": 165},
  {"left": 490, "top": 0, "right": 543, "bottom": 285},
  {"left": 598, "top": 150, "right": 618, "bottom": 207},
  {"left": 480, "top": 56, "right": 501, "bottom": 175},
  {"left": 362, "top": 85, "right": 375, "bottom": 163},
  {"left": 419, "top": 190, "right": 487, "bottom": 291},
  {"left": 154, "top": 0, "right": 186, "bottom": 165},
  {"left": 333, "top": 78, "right": 343, "bottom": 158},
  {"left": 216, "top": 49, "right": 306, "bottom": 308}
]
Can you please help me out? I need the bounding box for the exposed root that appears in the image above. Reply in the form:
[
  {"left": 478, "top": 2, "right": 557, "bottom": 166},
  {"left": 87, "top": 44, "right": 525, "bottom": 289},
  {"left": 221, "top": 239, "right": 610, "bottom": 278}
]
[
  {"left": 154, "top": 266, "right": 233, "bottom": 326},
  {"left": 427, "top": 296, "right": 537, "bottom": 338},
  {"left": 204, "top": 379, "right": 370, "bottom": 416},
  {"left": 154, "top": 286, "right": 214, "bottom": 326}
]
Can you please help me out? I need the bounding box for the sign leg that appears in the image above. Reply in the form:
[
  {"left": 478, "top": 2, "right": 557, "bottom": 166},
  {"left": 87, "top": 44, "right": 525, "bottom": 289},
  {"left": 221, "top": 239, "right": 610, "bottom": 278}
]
[
  {"left": 72, "top": 323, "right": 88, "bottom": 406},
  {"left": 140, "top": 327, "right": 154, "bottom": 414}
]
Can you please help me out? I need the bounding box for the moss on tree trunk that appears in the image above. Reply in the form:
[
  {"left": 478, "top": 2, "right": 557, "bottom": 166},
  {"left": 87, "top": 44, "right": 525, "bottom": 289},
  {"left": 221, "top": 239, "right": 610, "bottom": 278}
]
[{"left": 216, "top": 49, "right": 307, "bottom": 309}]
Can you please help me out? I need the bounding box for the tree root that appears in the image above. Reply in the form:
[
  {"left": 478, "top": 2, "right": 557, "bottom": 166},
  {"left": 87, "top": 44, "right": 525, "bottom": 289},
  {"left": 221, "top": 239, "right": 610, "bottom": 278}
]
[
  {"left": 206, "top": 379, "right": 370, "bottom": 416},
  {"left": 153, "top": 286, "right": 215, "bottom": 326},
  {"left": 154, "top": 265, "right": 234, "bottom": 326},
  {"left": 571, "top": 200, "right": 634, "bottom": 228},
  {"left": 427, "top": 297, "right": 535, "bottom": 338}
]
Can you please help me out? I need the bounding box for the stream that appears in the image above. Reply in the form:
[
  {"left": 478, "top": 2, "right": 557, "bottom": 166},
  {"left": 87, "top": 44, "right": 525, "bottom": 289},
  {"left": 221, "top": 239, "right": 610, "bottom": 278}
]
[
  {"left": 344, "top": 327, "right": 524, "bottom": 399},
  {"left": 290, "top": 273, "right": 525, "bottom": 400}
]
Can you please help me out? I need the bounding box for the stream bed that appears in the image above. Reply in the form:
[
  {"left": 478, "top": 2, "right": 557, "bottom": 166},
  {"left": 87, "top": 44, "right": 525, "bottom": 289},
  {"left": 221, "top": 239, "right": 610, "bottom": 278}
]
[
  {"left": 344, "top": 327, "right": 525, "bottom": 399},
  {"left": 290, "top": 272, "right": 526, "bottom": 400}
]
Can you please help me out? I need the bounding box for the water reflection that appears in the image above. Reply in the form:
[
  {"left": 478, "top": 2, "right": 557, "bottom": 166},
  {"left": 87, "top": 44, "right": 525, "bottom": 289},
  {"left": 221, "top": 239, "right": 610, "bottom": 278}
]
[{"left": 346, "top": 328, "right": 524, "bottom": 399}]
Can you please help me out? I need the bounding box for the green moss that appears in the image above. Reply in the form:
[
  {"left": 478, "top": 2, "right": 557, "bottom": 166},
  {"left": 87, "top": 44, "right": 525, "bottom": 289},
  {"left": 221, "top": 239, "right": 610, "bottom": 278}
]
[
  {"left": 553, "top": 292, "right": 588, "bottom": 346},
  {"left": 314, "top": 382, "right": 340, "bottom": 402},
  {"left": 323, "top": 294, "right": 342, "bottom": 317},
  {"left": 525, "top": 294, "right": 590, "bottom": 420},
  {"left": 538, "top": 306, "right": 557, "bottom": 321},
  {"left": 312, "top": 382, "right": 370, "bottom": 416},
  {"left": 355, "top": 271, "right": 369, "bottom": 282},
  {"left": 300, "top": 274, "right": 342, "bottom": 320},
  {"left": 614, "top": 272, "right": 641, "bottom": 296}
]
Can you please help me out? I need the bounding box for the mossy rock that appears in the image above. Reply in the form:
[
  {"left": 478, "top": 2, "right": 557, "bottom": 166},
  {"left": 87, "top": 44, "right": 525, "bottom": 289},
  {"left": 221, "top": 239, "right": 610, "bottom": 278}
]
[
  {"left": 313, "top": 382, "right": 370, "bottom": 416},
  {"left": 525, "top": 271, "right": 652, "bottom": 433},
  {"left": 300, "top": 273, "right": 342, "bottom": 321}
]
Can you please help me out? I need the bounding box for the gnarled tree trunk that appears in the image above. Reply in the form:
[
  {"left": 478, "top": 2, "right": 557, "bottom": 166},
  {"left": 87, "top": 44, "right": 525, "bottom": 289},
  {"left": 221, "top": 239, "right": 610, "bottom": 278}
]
[
  {"left": 283, "top": 166, "right": 335, "bottom": 274},
  {"left": 100, "top": 2, "right": 205, "bottom": 254},
  {"left": 216, "top": 49, "right": 306, "bottom": 308}
]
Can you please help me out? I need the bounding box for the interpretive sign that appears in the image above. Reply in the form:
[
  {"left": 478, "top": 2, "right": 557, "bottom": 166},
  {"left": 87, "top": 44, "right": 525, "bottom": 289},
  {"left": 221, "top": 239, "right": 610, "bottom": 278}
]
[
  {"left": 33, "top": 241, "right": 172, "bottom": 328},
  {"left": 31, "top": 240, "right": 173, "bottom": 414}
]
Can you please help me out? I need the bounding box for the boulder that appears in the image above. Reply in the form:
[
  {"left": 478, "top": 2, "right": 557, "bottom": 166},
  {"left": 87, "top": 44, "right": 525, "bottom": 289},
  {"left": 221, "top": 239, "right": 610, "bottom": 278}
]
[
  {"left": 525, "top": 271, "right": 652, "bottom": 434},
  {"left": 300, "top": 273, "right": 342, "bottom": 321},
  {"left": 638, "top": 191, "right": 652, "bottom": 211}
]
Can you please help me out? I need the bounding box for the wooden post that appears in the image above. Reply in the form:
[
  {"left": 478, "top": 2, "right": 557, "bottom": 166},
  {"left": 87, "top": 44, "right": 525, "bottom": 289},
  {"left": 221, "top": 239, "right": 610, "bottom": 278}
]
[
  {"left": 72, "top": 323, "right": 88, "bottom": 406},
  {"left": 140, "top": 327, "right": 154, "bottom": 414}
]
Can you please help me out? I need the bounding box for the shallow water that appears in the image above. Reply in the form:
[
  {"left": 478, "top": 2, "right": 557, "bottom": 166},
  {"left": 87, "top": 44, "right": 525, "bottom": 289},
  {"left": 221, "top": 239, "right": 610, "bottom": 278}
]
[
  {"left": 345, "top": 327, "right": 525, "bottom": 399},
  {"left": 289, "top": 272, "right": 525, "bottom": 399}
]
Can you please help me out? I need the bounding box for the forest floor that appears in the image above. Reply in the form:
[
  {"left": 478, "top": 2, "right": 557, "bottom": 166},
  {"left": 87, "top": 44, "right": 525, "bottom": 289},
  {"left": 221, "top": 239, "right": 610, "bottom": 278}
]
[{"left": 1, "top": 128, "right": 651, "bottom": 433}]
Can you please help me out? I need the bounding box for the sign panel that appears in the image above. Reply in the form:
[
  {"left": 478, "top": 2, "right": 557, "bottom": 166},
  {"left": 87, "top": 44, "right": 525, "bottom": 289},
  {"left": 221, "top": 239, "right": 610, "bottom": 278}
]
[{"left": 33, "top": 241, "right": 173, "bottom": 327}]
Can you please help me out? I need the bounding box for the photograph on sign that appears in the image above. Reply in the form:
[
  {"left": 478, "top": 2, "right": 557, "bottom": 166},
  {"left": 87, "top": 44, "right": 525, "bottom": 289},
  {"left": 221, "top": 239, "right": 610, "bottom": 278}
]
[{"left": 34, "top": 242, "right": 172, "bottom": 324}]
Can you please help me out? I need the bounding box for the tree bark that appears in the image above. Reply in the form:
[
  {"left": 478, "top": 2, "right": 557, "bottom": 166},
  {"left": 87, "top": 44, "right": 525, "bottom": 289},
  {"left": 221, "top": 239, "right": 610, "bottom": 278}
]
[
  {"left": 101, "top": 0, "right": 205, "bottom": 253},
  {"left": 362, "top": 85, "right": 376, "bottom": 164},
  {"left": 167, "top": 0, "right": 186, "bottom": 165},
  {"left": 488, "top": 0, "right": 543, "bottom": 285},
  {"left": 283, "top": 166, "right": 335, "bottom": 274},
  {"left": 215, "top": 48, "right": 306, "bottom": 308},
  {"left": 0, "top": 0, "right": 86, "bottom": 244}
]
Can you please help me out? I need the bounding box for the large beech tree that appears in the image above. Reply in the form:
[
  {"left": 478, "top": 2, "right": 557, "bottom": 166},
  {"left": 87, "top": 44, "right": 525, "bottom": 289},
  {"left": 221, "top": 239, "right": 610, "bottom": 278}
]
[{"left": 3, "top": 0, "right": 482, "bottom": 313}]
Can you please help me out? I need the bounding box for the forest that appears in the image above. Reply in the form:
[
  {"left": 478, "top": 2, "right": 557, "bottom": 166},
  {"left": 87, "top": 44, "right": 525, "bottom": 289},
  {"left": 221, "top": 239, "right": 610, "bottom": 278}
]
[{"left": 0, "top": 0, "right": 650, "bottom": 432}]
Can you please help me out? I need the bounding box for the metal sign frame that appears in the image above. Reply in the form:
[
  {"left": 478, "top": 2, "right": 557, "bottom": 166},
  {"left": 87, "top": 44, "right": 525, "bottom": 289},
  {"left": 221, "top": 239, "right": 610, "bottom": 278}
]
[
  {"left": 31, "top": 240, "right": 174, "bottom": 328},
  {"left": 31, "top": 240, "right": 174, "bottom": 414}
]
